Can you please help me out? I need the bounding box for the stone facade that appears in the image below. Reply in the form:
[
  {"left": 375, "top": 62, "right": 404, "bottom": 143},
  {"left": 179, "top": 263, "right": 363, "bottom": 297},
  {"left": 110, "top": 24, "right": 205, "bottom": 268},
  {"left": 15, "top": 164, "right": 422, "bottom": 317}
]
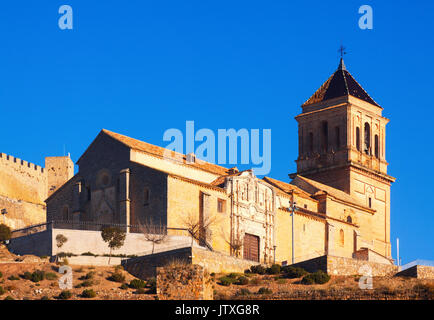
[
  {"left": 157, "top": 265, "right": 213, "bottom": 300},
  {"left": 0, "top": 153, "right": 73, "bottom": 229}
]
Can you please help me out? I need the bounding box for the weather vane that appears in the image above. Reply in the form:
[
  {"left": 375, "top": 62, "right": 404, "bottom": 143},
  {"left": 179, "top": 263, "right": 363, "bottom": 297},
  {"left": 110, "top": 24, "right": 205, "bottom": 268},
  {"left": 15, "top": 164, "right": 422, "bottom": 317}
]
[{"left": 339, "top": 45, "right": 347, "bottom": 59}]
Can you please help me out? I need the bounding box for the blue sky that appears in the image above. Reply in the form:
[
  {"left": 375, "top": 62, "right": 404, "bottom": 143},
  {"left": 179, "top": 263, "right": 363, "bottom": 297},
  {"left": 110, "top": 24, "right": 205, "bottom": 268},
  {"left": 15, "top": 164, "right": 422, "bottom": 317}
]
[{"left": 0, "top": 1, "right": 433, "bottom": 263}]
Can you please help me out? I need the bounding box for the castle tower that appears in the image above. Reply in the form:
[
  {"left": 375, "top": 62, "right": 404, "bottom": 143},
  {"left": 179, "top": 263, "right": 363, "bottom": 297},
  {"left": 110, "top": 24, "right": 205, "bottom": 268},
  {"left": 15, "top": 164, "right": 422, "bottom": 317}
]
[
  {"left": 45, "top": 155, "right": 74, "bottom": 197},
  {"left": 291, "top": 58, "right": 395, "bottom": 257}
]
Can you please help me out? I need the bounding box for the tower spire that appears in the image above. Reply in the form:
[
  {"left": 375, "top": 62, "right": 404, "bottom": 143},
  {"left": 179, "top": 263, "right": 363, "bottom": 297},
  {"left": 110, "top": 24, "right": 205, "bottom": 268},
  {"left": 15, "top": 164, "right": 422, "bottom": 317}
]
[{"left": 338, "top": 45, "right": 347, "bottom": 70}]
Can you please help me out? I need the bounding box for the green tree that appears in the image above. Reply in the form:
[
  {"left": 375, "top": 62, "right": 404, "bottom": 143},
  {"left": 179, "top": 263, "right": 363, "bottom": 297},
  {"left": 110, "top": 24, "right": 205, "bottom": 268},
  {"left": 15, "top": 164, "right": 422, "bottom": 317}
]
[
  {"left": 101, "top": 227, "right": 126, "bottom": 264},
  {"left": 0, "top": 224, "right": 11, "bottom": 242},
  {"left": 55, "top": 234, "right": 68, "bottom": 263}
]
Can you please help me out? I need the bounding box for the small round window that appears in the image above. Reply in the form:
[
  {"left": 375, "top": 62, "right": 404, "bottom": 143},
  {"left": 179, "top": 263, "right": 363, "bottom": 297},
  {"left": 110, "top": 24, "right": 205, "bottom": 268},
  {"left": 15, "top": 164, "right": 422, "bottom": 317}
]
[{"left": 97, "top": 169, "right": 111, "bottom": 188}]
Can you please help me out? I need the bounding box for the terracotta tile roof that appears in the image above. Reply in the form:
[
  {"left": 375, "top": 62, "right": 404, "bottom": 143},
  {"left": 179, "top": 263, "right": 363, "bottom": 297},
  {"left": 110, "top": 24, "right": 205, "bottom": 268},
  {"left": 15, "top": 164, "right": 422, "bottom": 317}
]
[
  {"left": 210, "top": 171, "right": 246, "bottom": 187},
  {"left": 302, "top": 58, "right": 380, "bottom": 107},
  {"left": 262, "top": 176, "right": 313, "bottom": 199},
  {"left": 101, "top": 129, "right": 230, "bottom": 176},
  {"left": 291, "top": 175, "right": 373, "bottom": 211}
]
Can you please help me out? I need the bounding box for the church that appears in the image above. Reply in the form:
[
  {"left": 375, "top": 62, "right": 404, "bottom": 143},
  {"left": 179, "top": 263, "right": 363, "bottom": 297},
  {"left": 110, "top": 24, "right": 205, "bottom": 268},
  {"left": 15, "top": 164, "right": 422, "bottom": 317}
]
[
  {"left": 3, "top": 58, "right": 395, "bottom": 270},
  {"left": 39, "top": 58, "right": 395, "bottom": 266}
]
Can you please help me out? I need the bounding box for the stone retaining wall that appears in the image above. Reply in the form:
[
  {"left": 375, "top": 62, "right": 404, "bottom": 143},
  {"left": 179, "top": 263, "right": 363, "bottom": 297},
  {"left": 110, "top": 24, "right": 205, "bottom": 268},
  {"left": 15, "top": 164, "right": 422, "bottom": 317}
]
[
  {"left": 290, "top": 255, "right": 398, "bottom": 276},
  {"left": 157, "top": 265, "right": 213, "bottom": 300},
  {"left": 122, "top": 246, "right": 259, "bottom": 280},
  {"left": 396, "top": 265, "right": 434, "bottom": 279}
]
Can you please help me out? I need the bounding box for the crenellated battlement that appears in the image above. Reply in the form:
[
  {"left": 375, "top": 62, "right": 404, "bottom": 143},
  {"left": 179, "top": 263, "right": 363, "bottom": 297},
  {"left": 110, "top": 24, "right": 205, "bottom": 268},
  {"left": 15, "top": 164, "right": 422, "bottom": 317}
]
[{"left": 0, "top": 152, "right": 45, "bottom": 174}]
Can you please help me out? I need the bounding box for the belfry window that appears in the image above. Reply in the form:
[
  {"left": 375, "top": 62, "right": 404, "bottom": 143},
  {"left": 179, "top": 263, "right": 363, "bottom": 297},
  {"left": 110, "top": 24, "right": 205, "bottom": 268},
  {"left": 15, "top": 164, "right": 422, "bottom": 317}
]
[
  {"left": 335, "top": 126, "right": 340, "bottom": 149},
  {"left": 308, "top": 132, "right": 314, "bottom": 153},
  {"left": 321, "top": 121, "right": 328, "bottom": 152},
  {"left": 356, "top": 127, "right": 360, "bottom": 151},
  {"left": 364, "top": 123, "right": 371, "bottom": 155},
  {"left": 374, "top": 135, "right": 379, "bottom": 158}
]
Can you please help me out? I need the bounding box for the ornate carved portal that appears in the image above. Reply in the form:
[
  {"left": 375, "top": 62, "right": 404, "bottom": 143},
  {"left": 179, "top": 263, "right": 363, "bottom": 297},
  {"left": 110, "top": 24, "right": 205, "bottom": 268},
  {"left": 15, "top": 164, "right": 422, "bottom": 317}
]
[{"left": 226, "top": 170, "right": 276, "bottom": 264}]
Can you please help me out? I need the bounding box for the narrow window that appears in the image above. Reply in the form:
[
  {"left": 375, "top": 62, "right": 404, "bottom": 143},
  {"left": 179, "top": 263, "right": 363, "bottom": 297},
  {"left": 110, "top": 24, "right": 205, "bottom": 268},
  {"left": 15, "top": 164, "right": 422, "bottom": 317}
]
[
  {"left": 335, "top": 126, "right": 340, "bottom": 149},
  {"left": 321, "top": 121, "right": 328, "bottom": 152},
  {"left": 308, "top": 132, "right": 314, "bottom": 153},
  {"left": 368, "top": 197, "right": 372, "bottom": 208},
  {"left": 356, "top": 127, "right": 361, "bottom": 151},
  {"left": 217, "top": 199, "right": 226, "bottom": 213},
  {"left": 339, "top": 229, "right": 345, "bottom": 246},
  {"left": 62, "top": 206, "right": 69, "bottom": 221},
  {"left": 144, "top": 187, "right": 150, "bottom": 205},
  {"left": 364, "top": 122, "right": 371, "bottom": 155},
  {"left": 347, "top": 216, "right": 352, "bottom": 223},
  {"left": 374, "top": 135, "right": 379, "bottom": 158}
]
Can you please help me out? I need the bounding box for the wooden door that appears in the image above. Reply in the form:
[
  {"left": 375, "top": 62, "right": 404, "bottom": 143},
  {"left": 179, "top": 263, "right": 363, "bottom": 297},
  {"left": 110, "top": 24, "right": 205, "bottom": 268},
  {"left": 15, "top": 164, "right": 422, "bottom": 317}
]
[{"left": 243, "top": 233, "right": 260, "bottom": 262}]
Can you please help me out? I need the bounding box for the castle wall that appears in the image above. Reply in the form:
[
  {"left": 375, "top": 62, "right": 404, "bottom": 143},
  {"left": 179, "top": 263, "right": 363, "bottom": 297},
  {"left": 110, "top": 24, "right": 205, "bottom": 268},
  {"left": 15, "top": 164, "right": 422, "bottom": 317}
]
[{"left": 0, "top": 153, "right": 47, "bottom": 228}]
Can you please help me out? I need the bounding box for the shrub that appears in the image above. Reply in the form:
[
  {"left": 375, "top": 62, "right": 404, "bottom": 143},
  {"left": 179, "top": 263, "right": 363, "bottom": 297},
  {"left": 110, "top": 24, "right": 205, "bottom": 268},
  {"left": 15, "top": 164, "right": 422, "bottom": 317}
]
[
  {"left": 57, "top": 252, "right": 75, "bottom": 258},
  {"left": 136, "top": 288, "right": 147, "bottom": 294},
  {"left": 219, "top": 276, "right": 233, "bottom": 286},
  {"left": 250, "top": 265, "right": 266, "bottom": 275},
  {"left": 57, "top": 290, "right": 72, "bottom": 300},
  {"left": 0, "top": 286, "right": 5, "bottom": 295},
  {"left": 237, "top": 288, "right": 251, "bottom": 296},
  {"left": 30, "top": 270, "right": 45, "bottom": 283},
  {"left": 81, "top": 252, "right": 97, "bottom": 256},
  {"left": 4, "top": 295, "right": 14, "bottom": 300},
  {"left": 301, "top": 271, "right": 330, "bottom": 285},
  {"left": 8, "top": 275, "right": 19, "bottom": 281},
  {"left": 147, "top": 278, "right": 156, "bottom": 294},
  {"left": 40, "top": 296, "right": 50, "bottom": 300},
  {"left": 0, "top": 224, "right": 12, "bottom": 241},
  {"left": 266, "top": 264, "right": 281, "bottom": 275},
  {"left": 108, "top": 271, "right": 125, "bottom": 283},
  {"left": 81, "top": 289, "right": 97, "bottom": 298},
  {"left": 79, "top": 271, "right": 95, "bottom": 280},
  {"left": 120, "top": 283, "right": 129, "bottom": 290},
  {"left": 227, "top": 273, "right": 240, "bottom": 279},
  {"left": 129, "top": 279, "right": 146, "bottom": 289},
  {"left": 80, "top": 280, "right": 94, "bottom": 287},
  {"left": 45, "top": 272, "right": 58, "bottom": 281},
  {"left": 257, "top": 287, "right": 272, "bottom": 294},
  {"left": 59, "top": 258, "right": 69, "bottom": 266},
  {"left": 301, "top": 275, "right": 315, "bottom": 285},
  {"left": 282, "top": 266, "right": 308, "bottom": 278},
  {"left": 276, "top": 278, "right": 287, "bottom": 284},
  {"left": 250, "top": 277, "right": 262, "bottom": 285},
  {"left": 237, "top": 276, "right": 249, "bottom": 285},
  {"left": 0, "top": 271, "right": 3, "bottom": 278},
  {"left": 22, "top": 271, "right": 32, "bottom": 280}
]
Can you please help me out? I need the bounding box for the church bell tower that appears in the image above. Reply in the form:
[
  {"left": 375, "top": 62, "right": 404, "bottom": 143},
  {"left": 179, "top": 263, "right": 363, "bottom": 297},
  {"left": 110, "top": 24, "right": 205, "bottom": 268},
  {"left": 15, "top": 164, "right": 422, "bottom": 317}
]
[{"left": 291, "top": 57, "right": 395, "bottom": 257}]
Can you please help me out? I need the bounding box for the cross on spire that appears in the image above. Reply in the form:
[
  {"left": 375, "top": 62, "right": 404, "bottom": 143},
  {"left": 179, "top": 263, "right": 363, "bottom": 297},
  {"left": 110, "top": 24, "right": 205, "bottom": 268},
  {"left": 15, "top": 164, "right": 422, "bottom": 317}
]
[
  {"left": 339, "top": 45, "right": 347, "bottom": 59},
  {"left": 338, "top": 45, "right": 347, "bottom": 71}
]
